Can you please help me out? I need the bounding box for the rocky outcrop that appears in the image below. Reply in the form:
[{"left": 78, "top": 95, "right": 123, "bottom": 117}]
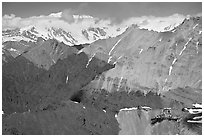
[
  {"left": 79, "top": 16, "right": 202, "bottom": 135},
  {"left": 2, "top": 41, "right": 118, "bottom": 134},
  {"left": 82, "top": 17, "right": 202, "bottom": 94},
  {"left": 23, "top": 39, "right": 79, "bottom": 70},
  {"left": 2, "top": 45, "right": 114, "bottom": 114},
  {"left": 2, "top": 16, "right": 202, "bottom": 135},
  {"left": 81, "top": 17, "right": 202, "bottom": 106}
]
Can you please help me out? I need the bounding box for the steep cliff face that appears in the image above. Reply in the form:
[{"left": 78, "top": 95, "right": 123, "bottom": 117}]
[
  {"left": 2, "top": 16, "right": 202, "bottom": 135},
  {"left": 82, "top": 17, "right": 202, "bottom": 95},
  {"left": 79, "top": 17, "right": 202, "bottom": 135}
]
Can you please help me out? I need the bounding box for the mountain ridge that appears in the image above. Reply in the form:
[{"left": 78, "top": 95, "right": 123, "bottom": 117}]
[
  {"left": 2, "top": 12, "right": 189, "bottom": 46},
  {"left": 2, "top": 12, "right": 202, "bottom": 135}
]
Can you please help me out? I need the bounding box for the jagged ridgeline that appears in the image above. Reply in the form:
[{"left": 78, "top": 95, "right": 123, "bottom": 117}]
[
  {"left": 2, "top": 16, "right": 202, "bottom": 135},
  {"left": 78, "top": 16, "right": 202, "bottom": 134}
]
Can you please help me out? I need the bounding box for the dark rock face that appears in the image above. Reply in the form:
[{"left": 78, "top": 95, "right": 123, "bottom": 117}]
[
  {"left": 2, "top": 45, "right": 119, "bottom": 135},
  {"left": 77, "top": 17, "right": 202, "bottom": 135},
  {"left": 2, "top": 47, "right": 201, "bottom": 134},
  {"left": 2, "top": 50, "right": 114, "bottom": 114},
  {"left": 2, "top": 17, "right": 202, "bottom": 135},
  {"left": 70, "top": 90, "right": 84, "bottom": 103}
]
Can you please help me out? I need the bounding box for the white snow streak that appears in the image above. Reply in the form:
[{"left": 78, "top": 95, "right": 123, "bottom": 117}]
[
  {"left": 187, "top": 120, "right": 201, "bottom": 123},
  {"left": 86, "top": 53, "right": 96, "bottom": 68},
  {"left": 139, "top": 49, "right": 143, "bottom": 54},
  {"left": 107, "top": 56, "right": 112, "bottom": 63},
  {"left": 52, "top": 59, "right": 56, "bottom": 63},
  {"left": 172, "top": 58, "right": 177, "bottom": 65},
  {"left": 188, "top": 109, "right": 202, "bottom": 114},
  {"left": 196, "top": 42, "right": 199, "bottom": 54},
  {"left": 193, "top": 24, "right": 198, "bottom": 29},
  {"left": 9, "top": 48, "right": 18, "bottom": 52},
  {"left": 66, "top": 75, "right": 69, "bottom": 83},
  {"left": 77, "top": 49, "right": 84, "bottom": 54},
  {"left": 168, "top": 66, "right": 173, "bottom": 75},
  {"left": 112, "top": 56, "right": 123, "bottom": 65},
  {"left": 199, "top": 31, "right": 202, "bottom": 34},
  {"left": 120, "top": 107, "right": 138, "bottom": 111},
  {"left": 179, "top": 47, "right": 187, "bottom": 56},
  {"left": 113, "top": 61, "right": 117, "bottom": 65},
  {"left": 185, "top": 37, "right": 192, "bottom": 45},
  {"left": 141, "top": 106, "right": 152, "bottom": 110},
  {"left": 119, "top": 106, "right": 152, "bottom": 112},
  {"left": 117, "top": 56, "right": 123, "bottom": 60},
  {"left": 179, "top": 38, "right": 192, "bottom": 56},
  {"left": 109, "top": 38, "right": 122, "bottom": 55},
  {"left": 192, "top": 103, "right": 202, "bottom": 108},
  {"left": 73, "top": 101, "right": 79, "bottom": 104},
  {"left": 168, "top": 58, "right": 177, "bottom": 76},
  {"left": 184, "top": 108, "right": 202, "bottom": 114},
  {"left": 192, "top": 116, "right": 202, "bottom": 120}
]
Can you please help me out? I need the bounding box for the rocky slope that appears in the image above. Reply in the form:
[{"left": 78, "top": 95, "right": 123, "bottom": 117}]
[
  {"left": 2, "top": 16, "right": 202, "bottom": 135},
  {"left": 82, "top": 16, "right": 202, "bottom": 98},
  {"left": 2, "top": 40, "right": 125, "bottom": 135},
  {"left": 79, "top": 16, "right": 202, "bottom": 134}
]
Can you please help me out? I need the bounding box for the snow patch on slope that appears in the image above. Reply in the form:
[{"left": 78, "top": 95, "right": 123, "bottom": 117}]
[{"left": 2, "top": 12, "right": 187, "bottom": 45}]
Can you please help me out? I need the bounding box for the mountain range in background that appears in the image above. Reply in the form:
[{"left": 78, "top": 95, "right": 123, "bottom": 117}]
[
  {"left": 2, "top": 10, "right": 202, "bottom": 135},
  {"left": 2, "top": 12, "right": 187, "bottom": 45}
]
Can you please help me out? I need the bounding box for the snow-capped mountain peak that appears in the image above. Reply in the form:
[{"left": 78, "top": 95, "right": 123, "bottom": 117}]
[{"left": 2, "top": 12, "right": 187, "bottom": 46}]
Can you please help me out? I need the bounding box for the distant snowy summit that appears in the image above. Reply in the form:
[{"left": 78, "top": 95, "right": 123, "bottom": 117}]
[{"left": 2, "top": 12, "right": 188, "bottom": 45}]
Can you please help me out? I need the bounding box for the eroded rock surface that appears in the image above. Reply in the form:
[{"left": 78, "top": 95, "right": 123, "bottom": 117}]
[
  {"left": 2, "top": 17, "right": 202, "bottom": 135},
  {"left": 82, "top": 17, "right": 202, "bottom": 95},
  {"left": 79, "top": 16, "right": 202, "bottom": 134}
]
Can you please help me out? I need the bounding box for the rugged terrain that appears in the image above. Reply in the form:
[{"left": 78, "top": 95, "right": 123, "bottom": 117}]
[
  {"left": 2, "top": 15, "right": 202, "bottom": 135},
  {"left": 3, "top": 12, "right": 184, "bottom": 45},
  {"left": 80, "top": 16, "right": 202, "bottom": 134}
]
